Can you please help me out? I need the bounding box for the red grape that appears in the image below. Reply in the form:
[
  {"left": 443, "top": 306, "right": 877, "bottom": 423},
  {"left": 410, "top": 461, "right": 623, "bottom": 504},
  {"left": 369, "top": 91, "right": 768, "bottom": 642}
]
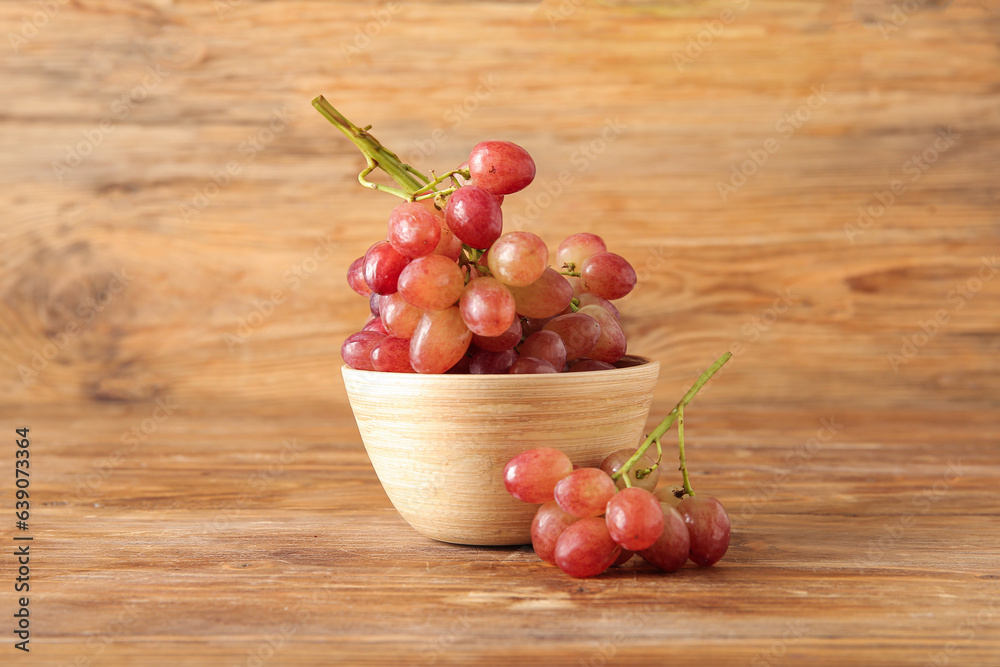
[
  {"left": 468, "top": 140, "right": 536, "bottom": 195},
  {"left": 387, "top": 201, "right": 441, "bottom": 258},
  {"left": 362, "top": 316, "right": 388, "bottom": 335},
  {"left": 553, "top": 468, "right": 617, "bottom": 518},
  {"left": 576, "top": 304, "right": 626, "bottom": 363},
  {"left": 363, "top": 240, "right": 409, "bottom": 295},
  {"left": 507, "top": 268, "right": 574, "bottom": 318},
  {"left": 397, "top": 254, "right": 465, "bottom": 311},
  {"left": 676, "top": 496, "right": 731, "bottom": 567},
  {"left": 576, "top": 292, "right": 620, "bottom": 320},
  {"left": 471, "top": 317, "right": 521, "bottom": 352},
  {"left": 600, "top": 448, "right": 659, "bottom": 492},
  {"left": 503, "top": 447, "right": 574, "bottom": 504},
  {"left": 409, "top": 307, "right": 472, "bottom": 374},
  {"left": 520, "top": 315, "right": 554, "bottom": 338},
  {"left": 488, "top": 232, "right": 549, "bottom": 287},
  {"left": 611, "top": 549, "right": 635, "bottom": 567},
  {"left": 460, "top": 277, "right": 516, "bottom": 337},
  {"left": 347, "top": 256, "right": 370, "bottom": 297},
  {"left": 531, "top": 501, "right": 580, "bottom": 565},
  {"left": 469, "top": 348, "right": 518, "bottom": 374},
  {"left": 638, "top": 505, "right": 691, "bottom": 572},
  {"left": 543, "top": 313, "right": 600, "bottom": 360},
  {"left": 380, "top": 292, "right": 423, "bottom": 338},
  {"left": 445, "top": 185, "right": 503, "bottom": 249},
  {"left": 605, "top": 487, "right": 664, "bottom": 551},
  {"left": 554, "top": 517, "right": 621, "bottom": 578},
  {"left": 341, "top": 330, "right": 385, "bottom": 370},
  {"left": 370, "top": 335, "right": 415, "bottom": 373},
  {"left": 566, "top": 359, "right": 615, "bottom": 372},
  {"left": 580, "top": 251, "right": 636, "bottom": 301},
  {"left": 509, "top": 357, "right": 559, "bottom": 374},
  {"left": 519, "top": 330, "right": 567, "bottom": 371},
  {"left": 556, "top": 233, "right": 606, "bottom": 270}
]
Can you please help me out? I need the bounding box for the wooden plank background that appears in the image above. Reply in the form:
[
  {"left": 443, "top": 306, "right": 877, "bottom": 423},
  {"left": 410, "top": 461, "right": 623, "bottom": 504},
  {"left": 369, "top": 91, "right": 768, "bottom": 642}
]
[{"left": 1, "top": 0, "right": 999, "bottom": 664}]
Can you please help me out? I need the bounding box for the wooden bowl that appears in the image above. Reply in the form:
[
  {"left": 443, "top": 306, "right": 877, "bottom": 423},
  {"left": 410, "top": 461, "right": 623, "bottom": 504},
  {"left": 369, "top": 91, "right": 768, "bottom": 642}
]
[{"left": 342, "top": 355, "right": 660, "bottom": 546}]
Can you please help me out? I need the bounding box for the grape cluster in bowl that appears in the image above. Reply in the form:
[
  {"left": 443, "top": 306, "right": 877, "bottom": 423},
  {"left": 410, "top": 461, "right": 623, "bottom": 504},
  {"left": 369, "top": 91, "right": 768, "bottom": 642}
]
[{"left": 339, "top": 137, "right": 638, "bottom": 375}]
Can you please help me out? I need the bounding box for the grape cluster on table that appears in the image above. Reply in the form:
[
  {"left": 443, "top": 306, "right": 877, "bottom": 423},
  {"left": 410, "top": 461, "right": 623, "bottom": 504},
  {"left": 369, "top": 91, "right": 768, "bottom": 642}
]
[
  {"left": 504, "top": 447, "right": 731, "bottom": 578},
  {"left": 341, "top": 141, "right": 639, "bottom": 374}
]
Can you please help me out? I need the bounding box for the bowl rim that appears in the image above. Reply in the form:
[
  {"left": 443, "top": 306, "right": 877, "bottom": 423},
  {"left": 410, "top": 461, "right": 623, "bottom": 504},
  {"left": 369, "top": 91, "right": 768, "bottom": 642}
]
[{"left": 341, "top": 354, "right": 657, "bottom": 380}]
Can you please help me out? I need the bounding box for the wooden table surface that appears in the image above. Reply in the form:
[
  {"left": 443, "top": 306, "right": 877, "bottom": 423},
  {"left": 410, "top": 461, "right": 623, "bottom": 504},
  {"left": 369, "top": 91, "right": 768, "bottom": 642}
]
[{"left": 3, "top": 1, "right": 999, "bottom": 665}]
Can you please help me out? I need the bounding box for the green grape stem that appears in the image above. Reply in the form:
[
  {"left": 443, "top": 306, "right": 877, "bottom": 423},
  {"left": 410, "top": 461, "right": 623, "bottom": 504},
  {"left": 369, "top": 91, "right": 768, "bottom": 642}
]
[{"left": 611, "top": 351, "right": 733, "bottom": 495}]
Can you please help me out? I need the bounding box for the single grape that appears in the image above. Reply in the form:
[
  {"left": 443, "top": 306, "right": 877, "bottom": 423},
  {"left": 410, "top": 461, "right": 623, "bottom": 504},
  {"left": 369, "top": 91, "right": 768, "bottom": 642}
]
[
  {"left": 362, "top": 316, "right": 388, "bottom": 335},
  {"left": 468, "top": 140, "right": 536, "bottom": 195},
  {"left": 580, "top": 251, "right": 636, "bottom": 301},
  {"left": 460, "top": 276, "right": 517, "bottom": 337},
  {"left": 676, "top": 496, "right": 731, "bottom": 567},
  {"left": 363, "top": 240, "right": 409, "bottom": 295},
  {"left": 469, "top": 348, "right": 518, "bottom": 374},
  {"left": 554, "top": 467, "right": 618, "bottom": 518},
  {"left": 503, "top": 447, "right": 574, "bottom": 504},
  {"left": 506, "top": 268, "right": 574, "bottom": 318},
  {"left": 387, "top": 201, "right": 442, "bottom": 258},
  {"left": 341, "top": 331, "right": 385, "bottom": 370},
  {"left": 509, "top": 356, "right": 559, "bottom": 374},
  {"left": 638, "top": 505, "right": 691, "bottom": 573},
  {"left": 397, "top": 254, "right": 465, "bottom": 311},
  {"left": 554, "top": 517, "right": 621, "bottom": 578},
  {"left": 519, "top": 330, "right": 567, "bottom": 371},
  {"left": 369, "top": 292, "right": 382, "bottom": 317},
  {"left": 566, "top": 359, "right": 615, "bottom": 372},
  {"left": 600, "top": 448, "right": 660, "bottom": 492},
  {"left": 556, "top": 233, "right": 606, "bottom": 270},
  {"left": 347, "top": 256, "right": 371, "bottom": 297},
  {"left": 370, "top": 336, "right": 416, "bottom": 373},
  {"left": 380, "top": 292, "right": 423, "bottom": 338},
  {"left": 520, "top": 315, "right": 554, "bottom": 338},
  {"left": 428, "top": 203, "right": 464, "bottom": 262},
  {"left": 471, "top": 317, "right": 522, "bottom": 352},
  {"left": 605, "top": 487, "right": 665, "bottom": 551},
  {"left": 576, "top": 304, "right": 626, "bottom": 363},
  {"left": 611, "top": 549, "right": 635, "bottom": 567},
  {"left": 531, "top": 501, "right": 580, "bottom": 565},
  {"left": 444, "top": 185, "right": 503, "bottom": 249},
  {"left": 488, "top": 232, "right": 548, "bottom": 287},
  {"left": 543, "top": 313, "right": 600, "bottom": 360},
  {"left": 409, "top": 307, "right": 472, "bottom": 374},
  {"left": 576, "top": 292, "right": 620, "bottom": 320}
]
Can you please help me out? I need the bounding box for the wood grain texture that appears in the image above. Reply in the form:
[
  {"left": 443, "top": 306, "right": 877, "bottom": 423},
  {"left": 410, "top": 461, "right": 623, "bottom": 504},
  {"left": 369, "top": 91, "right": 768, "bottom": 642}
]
[{"left": 2, "top": 0, "right": 999, "bottom": 664}]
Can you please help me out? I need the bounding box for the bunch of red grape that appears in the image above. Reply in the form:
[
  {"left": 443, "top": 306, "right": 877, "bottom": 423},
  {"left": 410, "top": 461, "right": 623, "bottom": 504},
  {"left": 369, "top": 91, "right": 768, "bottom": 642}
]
[
  {"left": 504, "top": 446, "right": 731, "bottom": 578},
  {"left": 340, "top": 140, "right": 638, "bottom": 374}
]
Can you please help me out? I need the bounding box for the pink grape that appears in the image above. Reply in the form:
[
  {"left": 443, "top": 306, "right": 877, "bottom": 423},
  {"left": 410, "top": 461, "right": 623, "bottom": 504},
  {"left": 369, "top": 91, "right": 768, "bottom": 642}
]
[
  {"left": 566, "top": 359, "right": 615, "bottom": 372},
  {"left": 381, "top": 292, "right": 423, "bottom": 338},
  {"left": 488, "top": 232, "right": 548, "bottom": 287},
  {"left": 369, "top": 293, "right": 382, "bottom": 317},
  {"left": 580, "top": 251, "right": 636, "bottom": 300},
  {"left": 397, "top": 254, "right": 465, "bottom": 311},
  {"left": 471, "top": 317, "right": 521, "bottom": 352},
  {"left": 605, "top": 487, "right": 665, "bottom": 551},
  {"left": 638, "top": 505, "right": 691, "bottom": 572},
  {"left": 509, "top": 357, "right": 559, "bottom": 374},
  {"left": 676, "top": 496, "right": 731, "bottom": 567},
  {"left": 654, "top": 487, "right": 683, "bottom": 508},
  {"left": 460, "top": 277, "right": 517, "bottom": 337},
  {"left": 468, "top": 140, "right": 536, "bottom": 195},
  {"left": 556, "top": 233, "right": 606, "bottom": 270},
  {"left": 554, "top": 517, "right": 621, "bottom": 578},
  {"left": 600, "top": 448, "right": 659, "bottom": 492},
  {"left": 446, "top": 355, "right": 471, "bottom": 374},
  {"left": 519, "top": 330, "right": 567, "bottom": 370},
  {"left": 387, "top": 201, "right": 441, "bottom": 258},
  {"left": 362, "top": 316, "right": 388, "bottom": 335},
  {"left": 507, "top": 268, "right": 574, "bottom": 318},
  {"left": 370, "top": 336, "right": 415, "bottom": 373},
  {"left": 445, "top": 185, "right": 503, "bottom": 249},
  {"left": 363, "top": 240, "right": 409, "bottom": 295},
  {"left": 469, "top": 348, "right": 518, "bottom": 374},
  {"left": 347, "top": 256, "right": 370, "bottom": 297},
  {"left": 409, "top": 307, "right": 472, "bottom": 374},
  {"left": 531, "top": 501, "right": 580, "bottom": 565},
  {"left": 341, "top": 331, "right": 385, "bottom": 370},
  {"left": 520, "top": 315, "right": 553, "bottom": 338},
  {"left": 553, "top": 468, "right": 618, "bottom": 518},
  {"left": 543, "top": 313, "right": 600, "bottom": 360},
  {"left": 576, "top": 292, "right": 620, "bottom": 320},
  {"left": 577, "top": 305, "right": 626, "bottom": 363},
  {"left": 611, "top": 549, "right": 635, "bottom": 567},
  {"left": 426, "top": 201, "right": 464, "bottom": 262},
  {"left": 503, "top": 447, "right": 574, "bottom": 504}
]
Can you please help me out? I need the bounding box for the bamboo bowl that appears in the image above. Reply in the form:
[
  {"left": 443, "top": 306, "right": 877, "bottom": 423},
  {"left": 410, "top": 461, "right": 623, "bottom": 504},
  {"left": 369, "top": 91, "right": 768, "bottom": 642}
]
[{"left": 342, "top": 355, "right": 660, "bottom": 546}]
